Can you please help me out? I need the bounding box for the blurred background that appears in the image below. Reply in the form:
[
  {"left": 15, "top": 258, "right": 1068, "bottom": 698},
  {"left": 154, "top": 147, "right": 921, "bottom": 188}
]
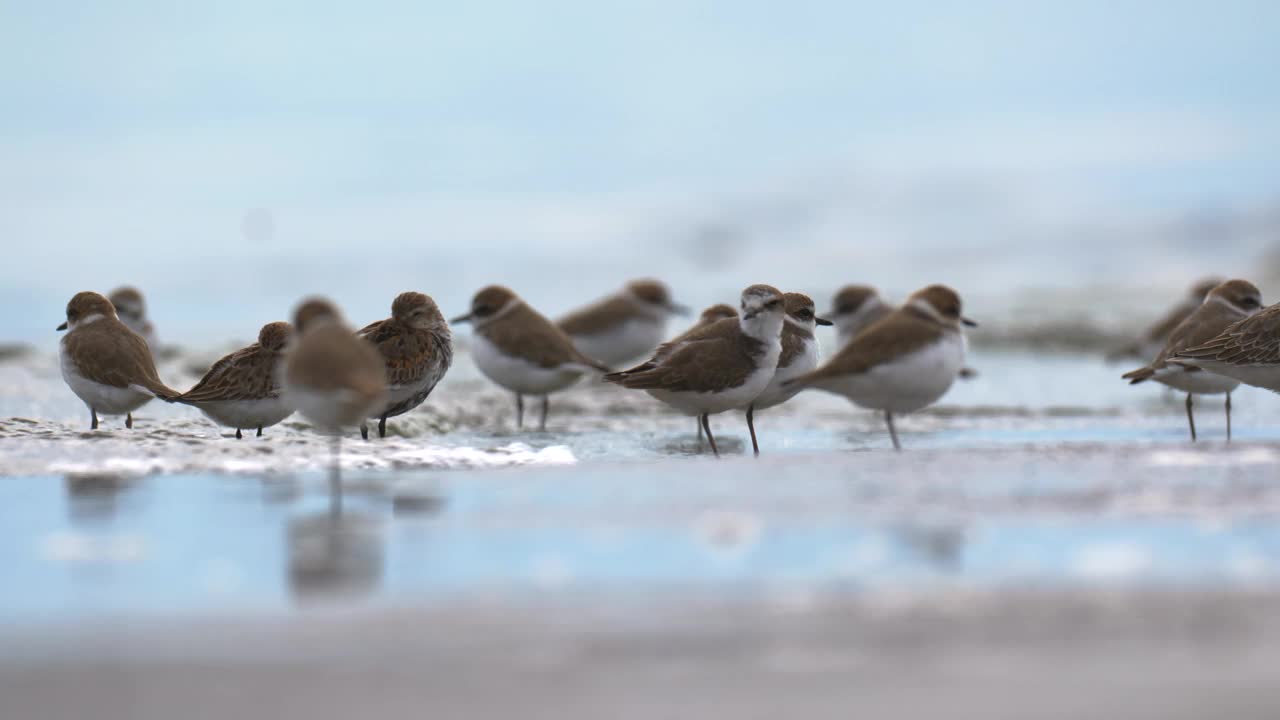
[{"left": 4, "top": 1, "right": 1280, "bottom": 347}]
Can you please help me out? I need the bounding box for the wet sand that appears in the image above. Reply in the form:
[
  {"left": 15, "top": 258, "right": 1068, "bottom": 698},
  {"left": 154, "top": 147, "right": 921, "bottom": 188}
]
[{"left": 5, "top": 590, "right": 1280, "bottom": 719}]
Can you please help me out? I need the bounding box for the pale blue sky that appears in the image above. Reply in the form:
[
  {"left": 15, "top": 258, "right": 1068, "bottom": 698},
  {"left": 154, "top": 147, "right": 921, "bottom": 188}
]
[{"left": 3, "top": 1, "right": 1280, "bottom": 344}]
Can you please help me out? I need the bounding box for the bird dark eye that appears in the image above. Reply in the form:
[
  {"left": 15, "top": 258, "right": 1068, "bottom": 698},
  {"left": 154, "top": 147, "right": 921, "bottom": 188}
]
[
  {"left": 798, "top": 310, "right": 812, "bottom": 319},
  {"left": 475, "top": 305, "right": 491, "bottom": 316},
  {"left": 766, "top": 300, "right": 780, "bottom": 309}
]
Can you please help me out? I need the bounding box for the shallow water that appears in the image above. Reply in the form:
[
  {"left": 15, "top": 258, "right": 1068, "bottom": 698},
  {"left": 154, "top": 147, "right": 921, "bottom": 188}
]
[{"left": 3, "top": 345, "right": 1280, "bottom": 623}]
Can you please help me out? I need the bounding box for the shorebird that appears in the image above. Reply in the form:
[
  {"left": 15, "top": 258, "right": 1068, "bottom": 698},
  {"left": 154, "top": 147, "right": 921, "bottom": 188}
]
[
  {"left": 750, "top": 292, "right": 832, "bottom": 413},
  {"left": 57, "top": 291, "right": 178, "bottom": 429},
  {"left": 453, "top": 285, "right": 609, "bottom": 431},
  {"left": 786, "top": 285, "right": 974, "bottom": 450},
  {"left": 357, "top": 292, "right": 453, "bottom": 439},
  {"left": 282, "top": 298, "right": 387, "bottom": 490},
  {"left": 174, "top": 321, "right": 294, "bottom": 438},
  {"left": 828, "top": 285, "right": 892, "bottom": 347},
  {"left": 1107, "top": 277, "right": 1224, "bottom": 362},
  {"left": 1121, "top": 279, "right": 1263, "bottom": 441},
  {"left": 1171, "top": 299, "right": 1280, "bottom": 394},
  {"left": 558, "top": 279, "right": 689, "bottom": 366},
  {"left": 107, "top": 286, "right": 159, "bottom": 351},
  {"left": 604, "top": 284, "right": 786, "bottom": 457}
]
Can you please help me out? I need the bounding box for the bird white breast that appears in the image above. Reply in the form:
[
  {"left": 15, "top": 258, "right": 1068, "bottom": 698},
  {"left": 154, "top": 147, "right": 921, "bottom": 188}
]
[
  {"left": 283, "top": 384, "right": 383, "bottom": 432},
  {"left": 471, "top": 334, "right": 585, "bottom": 395},
  {"left": 815, "top": 332, "right": 965, "bottom": 413},
  {"left": 752, "top": 336, "right": 821, "bottom": 411},
  {"left": 1151, "top": 366, "right": 1239, "bottom": 395},
  {"left": 194, "top": 398, "right": 295, "bottom": 430},
  {"left": 569, "top": 317, "right": 666, "bottom": 367},
  {"left": 1182, "top": 362, "right": 1280, "bottom": 394},
  {"left": 645, "top": 334, "right": 783, "bottom": 416},
  {"left": 59, "top": 344, "right": 154, "bottom": 415}
]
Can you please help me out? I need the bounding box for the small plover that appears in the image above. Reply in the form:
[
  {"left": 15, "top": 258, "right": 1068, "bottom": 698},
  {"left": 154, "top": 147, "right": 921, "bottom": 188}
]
[
  {"left": 828, "top": 285, "right": 892, "bottom": 347},
  {"left": 1123, "top": 279, "right": 1263, "bottom": 441},
  {"left": 786, "top": 285, "right": 974, "bottom": 450},
  {"left": 282, "top": 298, "right": 387, "bottom": 437},
  {"left": 1172, "top": 297, "right": 1280, "bottom": 394},
  {"left": 108, "top": 286, "right": 159, "bottom": 351},
  {"left": 605, "top": 284, "right": 786, "bottom": 457},
  {"left": 1107, "top": 277, "right": 1223, "bottom": 362},
  {"left": 175, "top": 321, "right": 295, "bottom": 438},
  {"left": 558, "top": 279, "right": 689, "bottom": 366},
  {"left": 57, "top": 291, "right": 179, "bottom": 429},
  {"left": 750, "top": 292, "right": 832, "bottom": 412},
  {"left": 453, "top": 285, "right": 609, "bottom": 431},
  {"left": 357, "top": 291, "right": 453, "bottom": 439},
  {"left": 667, "top": 303, "right": 740, "bottom": 445}
]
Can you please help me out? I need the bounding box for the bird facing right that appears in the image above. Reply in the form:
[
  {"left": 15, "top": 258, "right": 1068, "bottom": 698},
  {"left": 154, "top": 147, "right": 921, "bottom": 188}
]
[
  {"left": 557, "top": 279, "right": 689, "bottom": 367},
  {"left": 174, "top": 321, "right": 295, "bottom": 439},
  {"left": 1122, "top": 279, "right": 1262, "bottom": 442},
  {"left": 786, "top": 284, "right": 974, "bottom": 451},
  {"left": 357, "top": 291, "right": 453, "bottom": 440}
]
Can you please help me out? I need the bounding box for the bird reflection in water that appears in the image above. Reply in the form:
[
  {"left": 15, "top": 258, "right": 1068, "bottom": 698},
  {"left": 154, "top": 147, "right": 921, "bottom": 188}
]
[
  {"left": 63, "top": 473, "right": 138, "bottom": 524},
  {"left": 287, "top": 470, "right": 385, "bottom": 603}
]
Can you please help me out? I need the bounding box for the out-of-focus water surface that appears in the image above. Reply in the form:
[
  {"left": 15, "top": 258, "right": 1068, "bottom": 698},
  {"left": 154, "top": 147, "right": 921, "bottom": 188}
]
[{"left": 3, "top": 342, "right": 1280, "bottom": 623}]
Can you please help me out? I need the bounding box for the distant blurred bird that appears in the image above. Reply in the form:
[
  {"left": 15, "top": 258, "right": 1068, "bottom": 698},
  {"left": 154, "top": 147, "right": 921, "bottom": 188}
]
[
  {"left": 175, "top": 321, "right": 294, "bottom": 438},
  {"left": 1125, "top": 279, "right": 1263, "bottom": 441},
  {"left": 787, "top": 285, "right": 974, "bottom": 451},
  {"left": 357, "top": 292, "right": 453, "bottom": 440},
  {"left": 1107, "top": 277, "right": 1224, "bottom": 362},
  {"left": 108, "top": 286, "right": 158, "bottom": 351},
  {"left": 454, "top": 286, "right": 608, "bottom": 431},
  {"left": 557, "top": 279, "right": 689, "bottom": 367},
  {"left": 283, "top": 298, "right": 387, "bottom": 488},
  {"left": 57, "top": 291, "right": 178, "bottom": 429},
  {"left": 828, "top": 285, "right": 892, "bottom": 347},
  {"left": 605, "top": 285, "right": 786, "bottom": 457}
]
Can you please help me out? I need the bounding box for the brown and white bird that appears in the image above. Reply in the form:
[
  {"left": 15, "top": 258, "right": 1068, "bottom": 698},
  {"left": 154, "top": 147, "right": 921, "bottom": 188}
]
[
  {"left": 357, "top": 292, "right": 453, "bottom": 440},
  {"left": 57, "top": 291, "right": 179, "bottom": 429},
  {"left": 1171, "top": 298, "right": 1280, "bottom": 395},
  {"left": 605, "top": 284, "right": 787, "bottom": 457},
  {"left": 1123, "top": 279, "right": 1263, "bottom": 441},
  {"left": 750, "top": 292, "right": 833, "bottom": 413},
  {"left": 174, "top": 321, "right": 295, "bottom": 438},
  {"left": 1107, "top": 277, "right": 1224, "bottom": 362},
  {"left": 786, "top": 285, "right": 974, "bottom": 451},
  {"left": 828, "top": 285, "right": 892, "bottom": 347},
  {"left": 282, "top": 298, "right": 387, "bottom": 442},
  {"left": 453, "top": 286, "right": 609, "bottom": 431},
  {"left": 107, "top": 286, "right": 159, "bottom": 351},
  {"left": 557, "top": 279, "right": 689, "bottom": 367}
]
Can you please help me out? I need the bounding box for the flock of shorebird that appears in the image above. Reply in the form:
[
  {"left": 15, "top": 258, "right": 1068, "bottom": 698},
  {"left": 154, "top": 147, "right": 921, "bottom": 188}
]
[{"left": 52, "top": 275, "right": 1280, "bottom": 462}]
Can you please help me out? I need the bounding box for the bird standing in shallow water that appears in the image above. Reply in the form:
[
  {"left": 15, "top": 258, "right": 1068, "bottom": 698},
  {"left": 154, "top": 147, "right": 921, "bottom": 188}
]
[{"left": 357, "top": 292, "right": 452, "bottom": 440}]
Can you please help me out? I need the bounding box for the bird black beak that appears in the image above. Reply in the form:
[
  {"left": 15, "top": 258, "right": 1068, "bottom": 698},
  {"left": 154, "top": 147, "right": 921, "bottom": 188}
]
[
  {"left": 962, "top": 317, "right": 978, "bottom": 327},
  {"left": 56, "top": 321, "right": 68, "bottom": 331},
  {"left": 449, "top": 313, "right": 472, "bottom": 324},
  {"left": 667, "top": 302, "right": 692, "bottom": 315},
  {"left": 815, "top": 316, "right": 834, "bottom": 326}
]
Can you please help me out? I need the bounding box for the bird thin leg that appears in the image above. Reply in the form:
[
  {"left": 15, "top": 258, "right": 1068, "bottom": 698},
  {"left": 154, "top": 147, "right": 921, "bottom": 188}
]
[
  {"left": 516, "top": 394, "right": 524, "bottom": 429},
  {"left": 539, "top": 396, "right": 549, "bottom": 432},
  {"left": 126, "top": 413, "right": 133, "bottom": 429},
  {"left": 1185, "top": 393, "right": 1197, "bottom": 442},
  {"left": 329, "top": 434, "right": 343, "bottom": 517},
  {"left": 746, "top": 404, "right": 760, "bottom": 457},
  {"left": 885, "top": 410, "right": 902, "bottom": 451},
  {"left": 256, "top": 426, "right": 263, "bottom": 437},
  {"left": 697, "top": 417, "right": 705, "bottom": 446},
  {"left": 701, "top": 413, "right": 720, "bottom": 458},
  {"left": 91, "top": 409, "right": 98, "bottom": 430},
  {"left": 360, "top": 423, "right": 369, "bottom": 441},
  {"left": 235, "top": 428, "right": 242, "bottom": 439},
  {"left": 1225, "top": 392, "right": 1232, "bottom": 443},
  {"left": 378, "top": 416, "right": 387, "bottom": 438}
]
